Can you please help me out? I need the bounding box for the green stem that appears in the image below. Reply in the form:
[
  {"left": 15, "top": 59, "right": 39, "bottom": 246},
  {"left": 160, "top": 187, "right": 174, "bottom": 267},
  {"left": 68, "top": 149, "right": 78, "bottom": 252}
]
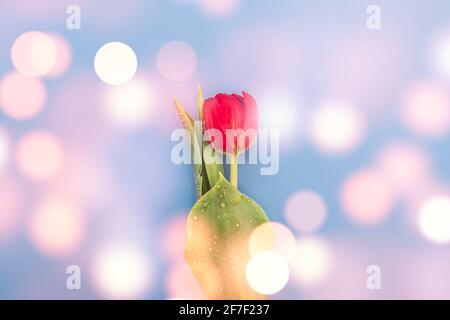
[{"left": 230, "top": 152, "right": 238, "bottom": 189}]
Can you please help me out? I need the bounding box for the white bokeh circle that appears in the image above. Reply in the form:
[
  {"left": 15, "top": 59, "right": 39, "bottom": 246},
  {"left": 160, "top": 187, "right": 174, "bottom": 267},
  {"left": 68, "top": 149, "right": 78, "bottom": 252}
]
[{"left": 94, "top": 42, "right": 138, "bottom": 85}]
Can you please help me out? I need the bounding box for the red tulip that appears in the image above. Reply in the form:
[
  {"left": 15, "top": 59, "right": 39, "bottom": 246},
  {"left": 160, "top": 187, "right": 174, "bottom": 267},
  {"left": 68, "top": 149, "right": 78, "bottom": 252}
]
[{"left": 203, "top": 91, "right": 258, "bottom": 154}]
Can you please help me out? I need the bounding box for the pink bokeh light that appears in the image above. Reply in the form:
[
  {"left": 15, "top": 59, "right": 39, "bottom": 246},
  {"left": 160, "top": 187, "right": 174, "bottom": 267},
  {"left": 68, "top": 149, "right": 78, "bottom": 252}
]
[
  {"left": 198, "top": 0, "right": 240, "bottom": 17},
  {"left": 340, "top": 168, "right": 396, "bottom": 225},
  {"left": 0, "top": 71, "right": 47, "bottom": 120},
  {"left": 374, "top": 142, "right": 433, "bottom": 196},
  {"left": 15, "top": 131, "right": 64, "bottom": 181},
  {"left": 400, "top": 81, "right": 450, "bottom": 138},
  {"left": 157, "top": 41, "right": 197, "bottom": 81},
  {"left": 47, "top": 34, "right": 72, "bottom": 78},
  {"left": 11, "top": 31, "right": 57, "bottom": 77},
  {"left": 284, "top": 191, "right": 327, "bottom": 233},
  {"left": 161, "top": 214, "right": 187, "bottom": 261}
]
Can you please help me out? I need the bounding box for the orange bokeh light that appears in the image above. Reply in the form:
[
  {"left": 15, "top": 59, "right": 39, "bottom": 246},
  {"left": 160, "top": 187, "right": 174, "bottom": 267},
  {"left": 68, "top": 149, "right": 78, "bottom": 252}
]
[{"left": 28, "top": 196, "right": 85, "bottom": 256}]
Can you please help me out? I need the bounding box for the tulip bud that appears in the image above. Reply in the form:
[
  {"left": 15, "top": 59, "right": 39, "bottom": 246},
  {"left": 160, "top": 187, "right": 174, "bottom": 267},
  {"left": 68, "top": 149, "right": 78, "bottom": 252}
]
[
  {"left": 174, "top": 87, "right": 271, "bottom": 300},
  {"left": 203, "top": 92, "right": 258, "bottom": 154}
]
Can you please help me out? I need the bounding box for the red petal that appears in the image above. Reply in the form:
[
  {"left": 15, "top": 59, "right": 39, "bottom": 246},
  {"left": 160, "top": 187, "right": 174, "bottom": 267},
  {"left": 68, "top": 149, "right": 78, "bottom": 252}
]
[{"left": 203, "top": 91, "right": 258, "bottom": 153}]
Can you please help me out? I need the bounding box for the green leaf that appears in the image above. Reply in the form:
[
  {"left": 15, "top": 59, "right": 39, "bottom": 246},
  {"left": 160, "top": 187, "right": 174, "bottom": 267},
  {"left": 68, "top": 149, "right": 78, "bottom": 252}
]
[
  {"left": 173, "top": 96, "right": 194, "bottom": 135},
  {"left": 202, "top": 143, "right": 224, "bottom": 188},
  {"left": 173, "top": 96, "right": 204, "bottom": 199},
  {"left": 193, "top": 120, "right": 206, "bottom": 197},
  {"left": 185, "top": 173, "right": 270, "bottom": 299},
  {"left": 197, "top": 82, "right": 204, "bottom": 121},
  {"left": 173, "top": 91, "right": 224, "bottom": 198}
]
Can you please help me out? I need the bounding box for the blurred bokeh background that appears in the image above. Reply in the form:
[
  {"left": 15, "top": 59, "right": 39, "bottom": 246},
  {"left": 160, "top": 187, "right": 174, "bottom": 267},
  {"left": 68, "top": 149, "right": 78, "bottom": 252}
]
[{"left": 1, "top": 0, "right": 450, "bottom": 299}]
